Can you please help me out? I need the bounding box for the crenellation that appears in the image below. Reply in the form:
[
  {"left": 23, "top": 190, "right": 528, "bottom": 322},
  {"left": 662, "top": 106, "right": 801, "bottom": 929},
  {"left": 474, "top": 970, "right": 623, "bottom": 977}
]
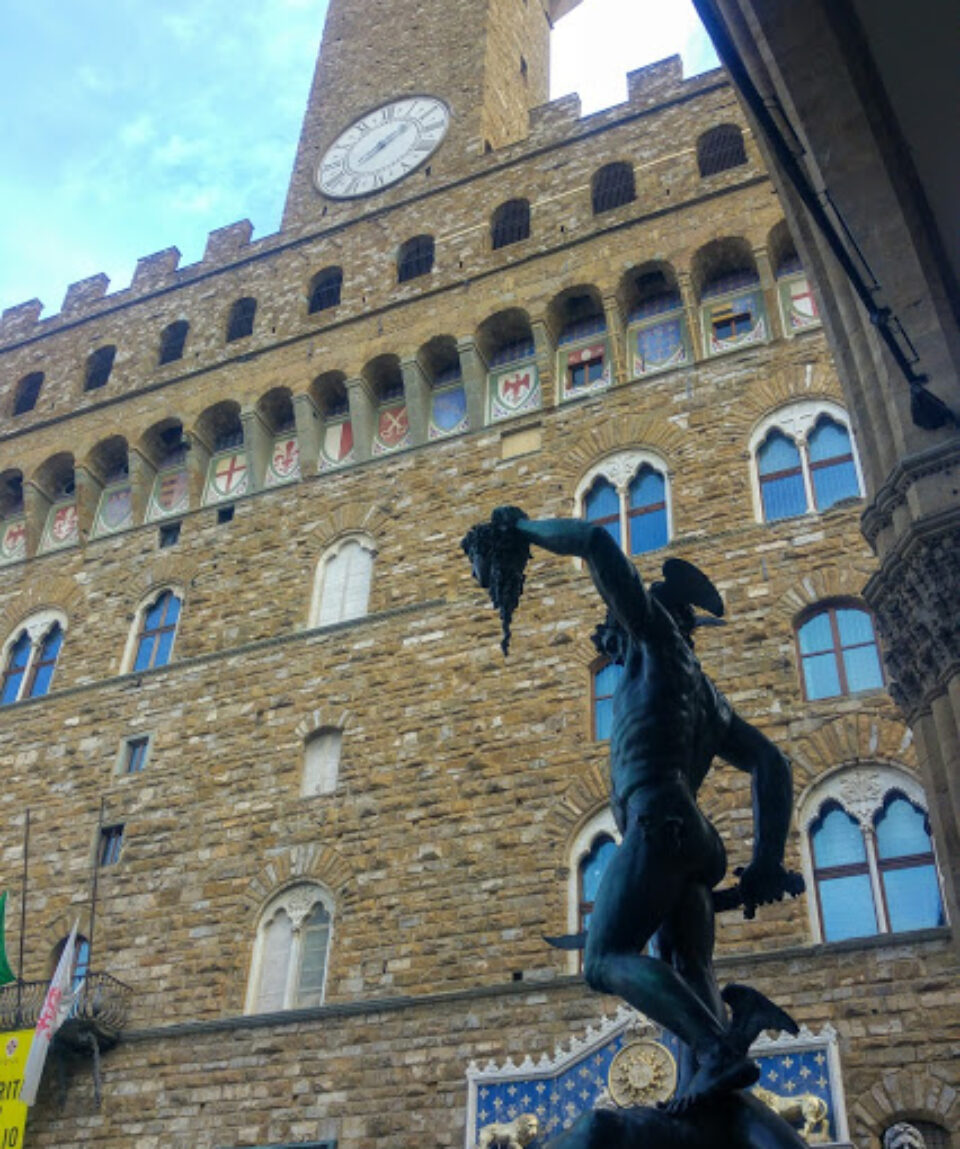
[
  {"left": 130, "top": 246, "right": 182, "bottom": 292},
  {"left": 528, "top": 92, "right": 582, "bottom": 144},
  {"left": 0, "top": 298, "right": 44, "bottom": 342},
  {"left": 61, "top": 271, "right": 110, "bottom": 315},
  {"left": 203, "top": 219, "right": 255, "bottom": 264},
  {"left": 626, "top": 54, "right": 687, "bottom": 105}
]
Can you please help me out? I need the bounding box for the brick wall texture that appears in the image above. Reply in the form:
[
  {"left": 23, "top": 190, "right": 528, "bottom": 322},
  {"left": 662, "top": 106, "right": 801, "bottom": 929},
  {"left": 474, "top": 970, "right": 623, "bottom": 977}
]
[{"left": 0, "top": 5, "right": 956, "bottom": 1147}]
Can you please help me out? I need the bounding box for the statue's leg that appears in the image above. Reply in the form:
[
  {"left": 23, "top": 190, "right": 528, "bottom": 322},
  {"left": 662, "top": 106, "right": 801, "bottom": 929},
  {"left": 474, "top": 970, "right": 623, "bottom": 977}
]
[
  {"left": 659, "top": 881, "right": 722, "bottom": 1097},
  {"left": 584, "top": 823, "right": 757, "bottom": 1106},
  {"left": 583, "top": 822, "right": 725, "bottom": 1048}
]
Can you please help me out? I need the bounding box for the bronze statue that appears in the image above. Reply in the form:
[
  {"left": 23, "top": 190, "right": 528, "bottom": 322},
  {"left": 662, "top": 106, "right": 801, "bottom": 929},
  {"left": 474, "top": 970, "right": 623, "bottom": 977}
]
[{"left": 464, "top": 508, "right": 807, "bottom": 1146}]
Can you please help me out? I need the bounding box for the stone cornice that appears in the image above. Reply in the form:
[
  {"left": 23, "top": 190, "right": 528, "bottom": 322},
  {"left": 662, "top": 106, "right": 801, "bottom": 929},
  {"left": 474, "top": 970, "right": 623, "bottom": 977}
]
[{"left": 861, "top": 436, "right": 960, "bottom": 546}]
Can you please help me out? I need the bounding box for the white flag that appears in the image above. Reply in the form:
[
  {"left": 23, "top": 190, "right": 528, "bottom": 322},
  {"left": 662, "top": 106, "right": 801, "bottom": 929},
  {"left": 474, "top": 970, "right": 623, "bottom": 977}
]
[{"left": 20, "top": 919, "right": 80, "bottom": 1106}]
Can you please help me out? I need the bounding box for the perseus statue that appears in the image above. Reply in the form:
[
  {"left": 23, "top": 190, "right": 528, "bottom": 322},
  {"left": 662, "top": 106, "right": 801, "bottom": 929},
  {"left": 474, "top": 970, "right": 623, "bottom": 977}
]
[{"left": 464, "top": 508, "right": 806, "bottom": 1145}]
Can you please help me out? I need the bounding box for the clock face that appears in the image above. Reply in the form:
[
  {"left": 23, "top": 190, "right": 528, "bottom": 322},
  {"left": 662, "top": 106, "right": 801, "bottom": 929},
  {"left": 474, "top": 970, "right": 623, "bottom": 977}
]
[{"left": 317, "top": 96, "right": 450, "bottom": 199}]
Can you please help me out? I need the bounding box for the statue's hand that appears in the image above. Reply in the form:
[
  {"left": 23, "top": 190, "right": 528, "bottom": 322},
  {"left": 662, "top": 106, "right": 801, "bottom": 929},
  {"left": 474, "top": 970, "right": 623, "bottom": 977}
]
[
  {"left": 734, "top": 861, "right": 805, "bottom": 920},
  {"left": 492, "top": 505, "right": 528, "bottom": 531}
]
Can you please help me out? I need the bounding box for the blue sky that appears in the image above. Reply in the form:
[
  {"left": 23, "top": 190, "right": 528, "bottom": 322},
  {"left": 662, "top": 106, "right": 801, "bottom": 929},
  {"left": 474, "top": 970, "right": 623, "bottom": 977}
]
[{"left": 0, "top": 0, "right": 718, "bottom": 317}]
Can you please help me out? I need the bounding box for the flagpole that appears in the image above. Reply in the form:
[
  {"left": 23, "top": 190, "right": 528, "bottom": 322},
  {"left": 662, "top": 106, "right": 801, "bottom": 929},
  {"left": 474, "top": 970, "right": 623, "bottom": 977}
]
[
  {"left": 87, "top": 798, "right": 105, "bottom": 975},
  {"left": 17, "top": 808, "right": 29, "bottom": 1023}
]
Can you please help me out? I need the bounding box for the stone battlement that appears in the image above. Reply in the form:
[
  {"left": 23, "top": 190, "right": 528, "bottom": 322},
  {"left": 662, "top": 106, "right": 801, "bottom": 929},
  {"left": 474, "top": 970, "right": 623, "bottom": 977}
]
[{"left": 0, "top": 56, "right": 723, "bottom": 348}]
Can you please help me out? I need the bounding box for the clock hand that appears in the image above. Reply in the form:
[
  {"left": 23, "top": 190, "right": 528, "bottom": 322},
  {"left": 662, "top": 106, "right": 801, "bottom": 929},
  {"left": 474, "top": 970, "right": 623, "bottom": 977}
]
[{"left": 358, "top": 123, "right": 408, "bottom": 164}]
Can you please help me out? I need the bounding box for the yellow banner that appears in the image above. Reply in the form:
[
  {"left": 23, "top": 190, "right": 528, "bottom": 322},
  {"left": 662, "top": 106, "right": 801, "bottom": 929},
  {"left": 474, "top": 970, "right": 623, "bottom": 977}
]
[{"left": 0, "top": 1031, "right": 33, "bottom": 1147}]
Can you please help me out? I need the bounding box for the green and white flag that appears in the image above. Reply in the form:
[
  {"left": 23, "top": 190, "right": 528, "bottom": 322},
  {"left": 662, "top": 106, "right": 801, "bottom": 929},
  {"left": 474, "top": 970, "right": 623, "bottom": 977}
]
[{"left": 0, "top": 894, "right": 16, "bottom": 987}]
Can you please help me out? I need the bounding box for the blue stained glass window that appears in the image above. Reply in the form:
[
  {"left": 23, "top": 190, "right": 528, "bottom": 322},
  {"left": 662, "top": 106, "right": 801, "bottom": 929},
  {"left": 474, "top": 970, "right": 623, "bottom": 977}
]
[
  {"left": 876, "top": 796, "right": 932, "bottom": 859},
  {"left": 628, "top": 468, "right": 667, "bottom": 555},
  {"left": 134, "top": 590, "right": 181, "bottom": 671},
  {"left": 579, "top": 834, "right": 617, "bottom": 929},
  {"left": 1, "top": 632, "right": 31, "bottom": 705},
  {"left": 798, "top": 606, "right": 882, "bottom": 699},
  {"left": 808, "top": 418, "right": 860, "bottom": 510},
  {"left": 585, "top": 478, "right": 621, "bottom": 547},
  {"left": 593, "top": 661, "right": 624, "bottom": 740},
  {"left": 875, "top": 797, "right": 944, "bottom": 933},
  {"left": 882, "top": 866, "right": 944, "bottom": 933},
  {"left": 758, "top": 431, "right": 806, "bottom": 521},
  {"left": 811, "top": 805, "right": 877, "bottom": 942},
  {"left": 818, "top": 873, "right": 878, "bottom": 941},
  {"left": 28, "top": 624, "right": 63, "bottom": 698},
  {"left": 812, "top": 806, "right": 867, "bottom": 868}
]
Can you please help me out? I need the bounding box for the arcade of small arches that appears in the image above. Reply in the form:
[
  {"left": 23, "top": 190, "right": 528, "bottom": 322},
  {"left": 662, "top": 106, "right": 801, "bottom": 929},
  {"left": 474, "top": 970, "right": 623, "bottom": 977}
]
[
  {"left": 0, "top": 225, "right": 825, "bottom": 563},
  {"left": 5, "top": 218, "right": 816, "bottom": 429}
]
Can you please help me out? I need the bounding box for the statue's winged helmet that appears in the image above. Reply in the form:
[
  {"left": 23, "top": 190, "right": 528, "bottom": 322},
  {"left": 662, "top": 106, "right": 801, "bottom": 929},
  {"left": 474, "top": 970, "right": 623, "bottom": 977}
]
[{"left": 593, "top": 558, "right": 725, "bottom": 661}]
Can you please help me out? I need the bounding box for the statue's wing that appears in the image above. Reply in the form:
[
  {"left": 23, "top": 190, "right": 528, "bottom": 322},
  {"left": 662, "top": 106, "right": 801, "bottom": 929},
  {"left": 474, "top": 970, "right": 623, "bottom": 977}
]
[{"left": 660, "top": 558, "right": 724, "bottom": 617}]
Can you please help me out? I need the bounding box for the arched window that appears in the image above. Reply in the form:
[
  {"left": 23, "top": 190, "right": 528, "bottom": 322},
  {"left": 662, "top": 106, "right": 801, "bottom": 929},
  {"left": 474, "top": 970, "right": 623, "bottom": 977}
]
[
  {"left": 13, "top": 372, "right": 43, "bottom": 416},
  {"left": 84, "top": 345, "right": 116, "bottom": 391},
  {"left": 697, "top": 124, "right": 747, "bottom": 177},
  {"left": 308, "top": 267, "right": 343, "bottom": 314},
  {"left": 579, "top": 833, "right": 617, "bottom": 931},
  {"left": 751, "top": 401, "right": 863, "bottom": 522},
  {"left": 577, "top": 451, "right": 671, "bottom": 556},
  {"left": 312, "top": 536, "right": 375, "bottom": 627},
  {"left": 226, "top": 297, "right": 257, "bottom": 342},
  {"left": 796, "top": 602, "right": 883, "bottom": 700},
  {"left": 130, "top": 590, "right": 182, "bottom": 672},
  {"left": 247, "top": 884, "right": 333, "bottom": 1013},
  {"left": 158, "top": 320, "right": 189, "bottom": 365},
  {"left": 591, "top": 162, "right": 635, "bottom": 214},
  {"left": 303, "top": 728, "right": 342, "bottom": 796},
  {"left": 566, "top": 809, "right": 620, "bottom": 969},
  {"left": 491, "top": 199, "right": 530, "bottom": 250},
  {"left": 1, "top": 613, "right": 66, "bottom": 705},
  {"left": 623, "top": 267, "right": 690, "bottom": 378},
  {"left": 592, "top": 660, "right": 624, "bottom": 740},
  {"left": 800, "top": 766, "right": 945, "bottom": 943},
  {"left": 397, "top": 236, "right": 434, "bottom": 283}
]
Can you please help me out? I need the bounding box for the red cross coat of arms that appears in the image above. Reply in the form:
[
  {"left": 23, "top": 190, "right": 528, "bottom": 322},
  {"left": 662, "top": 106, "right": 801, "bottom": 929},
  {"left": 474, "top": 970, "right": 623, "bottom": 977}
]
[{"left": 212, "top": 452, "right": 248, "bottom": 497}]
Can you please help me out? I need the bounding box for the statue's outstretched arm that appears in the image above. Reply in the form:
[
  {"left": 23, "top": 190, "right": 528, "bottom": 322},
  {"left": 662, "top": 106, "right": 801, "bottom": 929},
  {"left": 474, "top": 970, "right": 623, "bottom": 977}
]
[
  {"left": 719, "top": 713, "right": 805, "bottom": 917},
  {"left": 512, "top": 515, "right": 650, "bottom": 639}
]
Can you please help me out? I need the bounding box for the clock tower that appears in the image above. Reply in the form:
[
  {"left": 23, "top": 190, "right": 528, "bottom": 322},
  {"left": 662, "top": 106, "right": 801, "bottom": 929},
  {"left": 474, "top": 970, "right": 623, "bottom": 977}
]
[{"left": 281, "top": 0, "right": 582, "bottom": 231}]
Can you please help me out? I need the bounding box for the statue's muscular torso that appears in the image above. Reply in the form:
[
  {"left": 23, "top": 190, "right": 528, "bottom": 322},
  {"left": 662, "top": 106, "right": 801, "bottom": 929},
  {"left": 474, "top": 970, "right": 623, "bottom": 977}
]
[{"left": 609, "top": 598, "right": 732, "bottom": 879}]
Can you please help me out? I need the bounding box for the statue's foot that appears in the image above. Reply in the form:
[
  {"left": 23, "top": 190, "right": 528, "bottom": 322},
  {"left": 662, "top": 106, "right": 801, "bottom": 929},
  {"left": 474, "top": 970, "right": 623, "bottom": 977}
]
[{"left": 660, "top": 1050, "right": 759, "bottom": 1116}]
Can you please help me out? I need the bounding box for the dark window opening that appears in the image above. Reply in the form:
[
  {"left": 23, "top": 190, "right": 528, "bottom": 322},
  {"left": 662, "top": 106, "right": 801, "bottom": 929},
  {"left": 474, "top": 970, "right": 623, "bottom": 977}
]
[
  {"left": 323, "top": 386, "right": 350, "bottom": 418},
  {"left": 491, "top": 199, "right": 531, "bottom": 250},
  {"left": 13, "top": 372, "right": 44, "bottom": 415},
  {"left": 124, "top": 736, "right": 149, "bottom": 774},
  {"left": 159, "top": 522, "right": 181, "bottom": 548},
  {"left": 308, "top": 267, "right": 343, "bottom": 314},
  {"left": 226, "top": 297, "right": 257, "bottom": 342},
  {"left": 397, "top": 236, "right": 434, "bottom": 283},
  {"left": 159, "top": 320, "right": 189, "bottom": 365},
  {"left": 697, "top": 124, "right": 747, "bottom": 177},
  {"left": 569, "top": 355, "right": 605, "bottom": 390},
  {"left": 98, "top": 824, "right": 125, "bottom": 867},
  {"left": 84, "top": 345, "right": 116, "bottom": 391},
  {"left": 592, "top": 162, "right": 635, "bottom": 214},
  {"left": 712, "top": 306, "right": 754, "bottom": 342},
  {"left": 217, "top": 505, "right": 235, "bottom": 524}
]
